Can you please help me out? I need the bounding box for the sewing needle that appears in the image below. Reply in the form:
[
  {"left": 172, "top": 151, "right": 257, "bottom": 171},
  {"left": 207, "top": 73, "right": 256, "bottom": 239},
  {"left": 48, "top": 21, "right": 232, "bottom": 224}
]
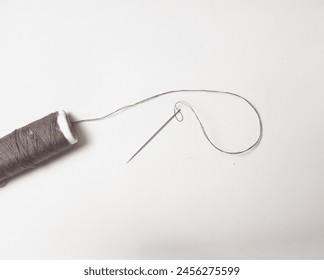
[{"left": 126, "top": 109, "right": 182, "bottom": 164}]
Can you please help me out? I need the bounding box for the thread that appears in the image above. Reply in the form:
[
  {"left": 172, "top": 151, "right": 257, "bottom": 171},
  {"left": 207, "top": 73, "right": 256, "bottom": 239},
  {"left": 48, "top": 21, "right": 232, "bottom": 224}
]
[
  {"left": 73, "top": 89, "right": 263, "bottom": 155},
  {"left": 0, "top": 89, "right": 263, "bottom": 186},
  {"left": 173, "top": 100, "right": 262, "bottom": 154},
  {"left": 0, "top": 111, "right": 77, "bottom": 184}
]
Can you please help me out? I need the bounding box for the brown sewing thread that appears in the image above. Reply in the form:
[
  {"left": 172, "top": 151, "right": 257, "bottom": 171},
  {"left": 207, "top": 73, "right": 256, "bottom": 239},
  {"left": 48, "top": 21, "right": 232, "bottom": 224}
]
[{"left": 0, "top": 112, "right": 74, "bottom": 184}]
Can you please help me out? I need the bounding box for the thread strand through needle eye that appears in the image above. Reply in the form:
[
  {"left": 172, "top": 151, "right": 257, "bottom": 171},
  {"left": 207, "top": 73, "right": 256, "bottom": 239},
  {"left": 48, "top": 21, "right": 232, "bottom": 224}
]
[
  {"left": 72, "top": 89, "right": 263, "bottom": 157},
  {"left": 173, "top": 101, "right": 262, "bottom": 154}
]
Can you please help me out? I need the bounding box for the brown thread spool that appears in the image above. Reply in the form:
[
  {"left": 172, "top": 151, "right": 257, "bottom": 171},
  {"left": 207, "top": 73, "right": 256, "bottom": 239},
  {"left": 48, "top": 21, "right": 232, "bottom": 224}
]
[{"left": 0, "top": 111, "right": 77, "bottom": 185}]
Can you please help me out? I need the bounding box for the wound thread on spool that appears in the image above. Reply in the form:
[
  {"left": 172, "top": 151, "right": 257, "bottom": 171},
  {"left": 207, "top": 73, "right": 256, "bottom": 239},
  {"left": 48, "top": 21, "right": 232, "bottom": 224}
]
[{"left": 0, "top": 111, "right": 77, "bottom": 184}]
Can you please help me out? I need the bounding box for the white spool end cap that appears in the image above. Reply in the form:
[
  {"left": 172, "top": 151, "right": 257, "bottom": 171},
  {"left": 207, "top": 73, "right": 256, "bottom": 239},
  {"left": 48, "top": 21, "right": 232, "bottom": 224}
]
[{"left": 57, "top": 110, "right": 78, "bottom": 145}]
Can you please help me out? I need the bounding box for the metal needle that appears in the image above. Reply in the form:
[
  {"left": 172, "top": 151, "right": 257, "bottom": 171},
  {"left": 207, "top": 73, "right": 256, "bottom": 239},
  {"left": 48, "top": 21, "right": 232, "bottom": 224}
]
[{"left": 126, "top": 109, "right": 182, "bottom": 164}]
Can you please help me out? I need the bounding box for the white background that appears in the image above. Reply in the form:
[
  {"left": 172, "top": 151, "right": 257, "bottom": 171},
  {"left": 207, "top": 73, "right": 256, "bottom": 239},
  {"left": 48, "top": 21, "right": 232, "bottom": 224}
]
[{"left": 0, "top": 0, "right": 323, "bottom": 259}]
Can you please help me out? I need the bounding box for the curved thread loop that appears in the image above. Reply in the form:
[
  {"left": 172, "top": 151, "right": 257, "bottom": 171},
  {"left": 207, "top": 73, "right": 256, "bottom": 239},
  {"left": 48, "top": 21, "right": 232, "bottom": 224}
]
[
  {"left": 73, "top": 89, "right": 263, "bottom": 155},
  {"left": 173, "top": 100, "right": 262, "bottom": 154}
]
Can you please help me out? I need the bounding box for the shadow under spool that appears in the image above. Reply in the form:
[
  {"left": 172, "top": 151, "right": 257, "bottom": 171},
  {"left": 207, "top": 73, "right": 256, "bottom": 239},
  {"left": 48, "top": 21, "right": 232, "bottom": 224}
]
[{"left": 0, "top": 111, "right": 78, "bottom": 185}]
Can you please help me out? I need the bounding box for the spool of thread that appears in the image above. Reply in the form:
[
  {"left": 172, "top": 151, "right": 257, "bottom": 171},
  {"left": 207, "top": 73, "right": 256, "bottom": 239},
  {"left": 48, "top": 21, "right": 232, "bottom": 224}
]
[{"left": 0, "top": 111, "right": 77, "bottom": 184}]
